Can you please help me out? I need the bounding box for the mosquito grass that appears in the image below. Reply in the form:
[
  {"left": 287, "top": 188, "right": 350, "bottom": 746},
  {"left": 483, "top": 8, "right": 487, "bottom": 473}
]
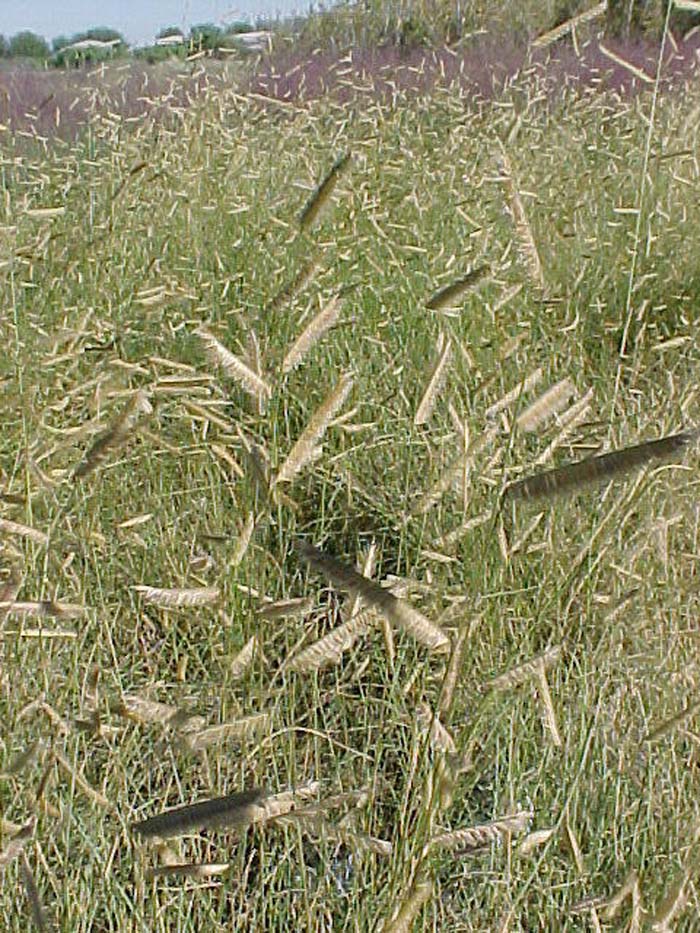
[{"left": 3, "top": 31, "right": 700, "bottom": 932}]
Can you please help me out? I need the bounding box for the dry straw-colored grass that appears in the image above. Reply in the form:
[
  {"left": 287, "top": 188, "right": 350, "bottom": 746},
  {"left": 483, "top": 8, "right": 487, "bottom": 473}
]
[
  {"left": 488, "top": 646, "right": 562, "bottom": 691},
  {"left": 384, "top": 878, "right": 434, "bottom": 933},
  {"left": 296, "top": 542, "right": 450, "bottom": 652},
  {"left": 531, "top": 1, "right": 606, "bottom": 48},
  {"left": 0, "top": 519, "right": 48, "bottom": 546},
  {"left": 0, "top": 821, "right": 34, "bottom": 868},
  {"left": 19, "top": 850, "right": 48, "bottom": 931},
  {"left": 195, "top": 327, "right": 272, "bottom": 402},
  {"left": 282, "top": 293, "right": 342, "bottom": 373},
  {"left": 414, "top": 336, "right": 452, "bottom": 426},
  {"left": 428, "top": 810, "right": 532, "bottom": 854},
  {"left": 229, "top": 635, "right": 258, "bottom": 680},
  {"left": 132, "top": 585, "right": 220, "bottom": 608},
  {"left": 287, "top": 608, "right": 374, "bottom": 672},
  {"left": 485, "top": 368, "right": 543, "bottom": 421},
  {"left": 74, "top": 389, "right": 152, "bottom": 479},
  {"left": 183, "top": 713, "right": 271, "bottom": 752},
  {"left": 146, "top": 861, "right": 230, "bottom": 880},
  {"left": 275, "top": 373, "right": 354, "bottom": 485},
  {"left": 516, "top": 378, "right": 575, "bottom": 432},
  {"left": 415, "top": 424, "right": 499, "bottom": 514},
  {"left": 257, "top": 596, "right": 315, "bottom": 620},
  {"left": 266, "top": 252, "right": 321, "bottom": 315},
  {"left": 416, "top": 703, "right": 457, "bottom": 755},
  {"left": 497, "top": 146, "right": 545, "bottom": 289}
]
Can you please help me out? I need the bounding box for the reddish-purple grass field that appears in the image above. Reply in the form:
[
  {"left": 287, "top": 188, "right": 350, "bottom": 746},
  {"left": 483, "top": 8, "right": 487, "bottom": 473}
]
[
  {"left": 0, "top": 61, "right": 212, "bottom": 143},
  {"left": 249, "top": 32, "right": 700, "bottom": 104},
  {"left": 2, "top": 30, "right": 699, "bottom": 143}
]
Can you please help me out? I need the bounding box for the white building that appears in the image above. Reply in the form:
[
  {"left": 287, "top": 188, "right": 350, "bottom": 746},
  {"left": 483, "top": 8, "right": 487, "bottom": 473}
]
[
  {"left": 155, "top": 34, "right": 186, "bottom": 47},
  {"left": 225, "top": 31, "right": 274, "bottom": 52},
  {"left": 62, "top": 38, "right": 122, "bottom": 52}
]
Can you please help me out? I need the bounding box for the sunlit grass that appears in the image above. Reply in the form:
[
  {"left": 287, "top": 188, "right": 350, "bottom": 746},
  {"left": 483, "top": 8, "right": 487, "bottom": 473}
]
[{"left": 2, "top": 29, "right": 700, "bottom": 930}]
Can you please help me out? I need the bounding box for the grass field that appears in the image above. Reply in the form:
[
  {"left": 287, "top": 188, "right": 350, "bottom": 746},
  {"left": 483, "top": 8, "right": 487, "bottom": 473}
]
[{"left": 3, "top": 17, "right": 700, "bottom": 931}]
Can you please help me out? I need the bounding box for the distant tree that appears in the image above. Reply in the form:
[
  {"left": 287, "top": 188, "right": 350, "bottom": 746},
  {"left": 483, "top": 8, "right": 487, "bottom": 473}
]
[
  {"left": 135, "top": 43, "right": 187, "bottom": 64},
  {"left": 0, "top": 35, "right": 8, "bottom": 58},
  {"left": 224, "top": 21, "right": 254, "bottom": 35},
  {"left": 8, "top": 31, "right": 50, "bottom": 60},
  {"left": 51, "top": 28, "right": 127, "bottom": 69},
  {"left": 157, "top": 26, "right": 184, "bottom": 39},
  {"left": 605, "top": 0, "right": 673, "bottom": 37},
  {"left": 190, "top": 23, "right": 222, "bottom": 50},
  {"left": 52, "top": 35, "right": 71, "bottom": 53},
  {"left": 81, "top": 27, "right": 126, "bottom": 45}
]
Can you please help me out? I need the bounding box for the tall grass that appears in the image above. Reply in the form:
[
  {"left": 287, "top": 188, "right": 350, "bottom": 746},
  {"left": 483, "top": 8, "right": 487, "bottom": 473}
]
[{"left": 2, "top": 17, "right": 700, "bottom": 930}]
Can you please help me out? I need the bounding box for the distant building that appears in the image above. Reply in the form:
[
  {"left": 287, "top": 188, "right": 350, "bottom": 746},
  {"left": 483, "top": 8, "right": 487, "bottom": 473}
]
[
  {"left": 62, "top": 38, "right": 122, "bottom": 52},
  {"left": 155, "top": 33, "right": 186, "bottom": 47},
  {"left": 224, "top": 31, "right": 273, "bottom": 52}
]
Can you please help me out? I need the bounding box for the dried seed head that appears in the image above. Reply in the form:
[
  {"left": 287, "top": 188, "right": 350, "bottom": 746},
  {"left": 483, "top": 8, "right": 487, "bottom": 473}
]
[
  {"left": 195, "top": 327, "right": 272, "bottom": 402},
  {"left": 506, "top": 429, "right": 698, "bottom": 502}
]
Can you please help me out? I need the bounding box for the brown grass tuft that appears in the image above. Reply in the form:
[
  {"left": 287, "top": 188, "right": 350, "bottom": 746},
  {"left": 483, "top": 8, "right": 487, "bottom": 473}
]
[
  {"left": 497, "top": 145, "right": 544, "bottom": 289},
  {"left": 266, "top": 252, "right": 321, "bottom": 315},
  {"left": 20, "top": 850, "right": 48, "bottom": 932},
  {"left": 275, "top": 373, "right": 353, "bottom": 485},
  {"left": 74, "top": 389, "right": 152, "bottom": 480},
  {"left": 516, "top": 379, "right": 575, "bottom": 433},
  {"left": 414, "top": 337, "right": 452, "bottom": 426},
  {"left": 415, "top": 426, "right": 499, "bottom": 515},
  {"left": 535, "top": 662, "right": 562, "bottom": 748},
  {"left": 0, "top": 821, "right": 34, "bottom": 868},
  {"left": 146, "top": 862, "right": 230, "bottom": 880},
  {"left": 282, "top": 293, "right": 342, "bottom": 374},
  {"left": 416, "top": 703, "right": 457, "bottom": 755},
  {"left": 299, "top": 153, "right": 351, "bottom": 231},
  {"left": 425, "top": 265, "right": 490, "bottom": 312},
  {"left": 645, "top": 700, "right": 700, "bottom": 743},
  {"left": 519, "top": 827, "right": 556, "bottom": 857},
  {"left": 132, "top": 783, "right": 319, "bottom": 839},
  {"left": 598, "top": 872, "right": 643, "bottom": 926},
  {"left": 535, "top": 387, "right": 594, "bottom": 466},
  {"left": 296, "top": 541, "right": 450, "bottom": 653},
  {"left": 485, "top": 368, "right": 543, "bottom": 421},
  {"left": 488, "top": 646, "right": 561, "bottom": 691},
  {"left": 229, "top": 636, "right": 258, "bottom": 681},
  {"left": 231, "top": 511, "right": 257, "bottom": 568},
  {"left": 439, "top": 622, "right": 472, "bottom": 715},
  {"left": 54, "top": 750, "right": 111, "bottom": 809},
  {"left": 132, "top": 788, "right": 267, "bottom": 839},
  {"left": 195, "top": 327, "right": 272, "bottom": 402},
  {"left": 532, "top": 1, "right": 606, "bottom": 48},
  {"left": 384, "top": 877, "right": 433, "bottom": 933},
  {"left": 0, "top": 520, "right": 48, "bottom": 546},
  {"left": 183, "top": 714, "right": 270, "bottom": 752},
  {"left": 257, "top": 596, "right": 315, "bottom": 620},
  {"left": 288, "top": 609, "right": 374, "bottom": 672},
  {"left": 505, "top": 429, "right": 697, "bottom": 502},
  {"left": 428, "top": 810, "right": 531, "bottom": 854}
]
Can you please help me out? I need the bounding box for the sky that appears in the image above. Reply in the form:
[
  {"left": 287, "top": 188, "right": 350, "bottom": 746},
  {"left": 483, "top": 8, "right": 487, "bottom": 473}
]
[{"left": 1, "top": 0, "right": 308, "bottom": 47}]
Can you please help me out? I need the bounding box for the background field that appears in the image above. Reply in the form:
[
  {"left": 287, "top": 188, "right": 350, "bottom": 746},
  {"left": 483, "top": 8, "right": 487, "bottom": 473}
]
[{"left": 2, "top": 8, "right": 700, "bottom": 931}]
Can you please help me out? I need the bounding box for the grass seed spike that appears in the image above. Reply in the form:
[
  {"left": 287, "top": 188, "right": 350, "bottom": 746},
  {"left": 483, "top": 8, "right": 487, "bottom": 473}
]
[
  {"left": 505, "top": 429, "right": 697, "bottom": 502},
  {"left": 299, "top": 152, "right": 351, "bottom": 231}
]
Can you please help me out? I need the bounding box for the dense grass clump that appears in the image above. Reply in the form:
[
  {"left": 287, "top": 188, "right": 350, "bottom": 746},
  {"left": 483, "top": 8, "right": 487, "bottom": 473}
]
[{"left": 3, "top": 23, "right": 700, "bottom": 930}]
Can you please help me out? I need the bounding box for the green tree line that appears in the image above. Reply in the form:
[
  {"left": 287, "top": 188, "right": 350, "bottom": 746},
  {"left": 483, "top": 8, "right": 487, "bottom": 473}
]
[{"left": 0, "top": 21, "right": 262, "bottom": 66}]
